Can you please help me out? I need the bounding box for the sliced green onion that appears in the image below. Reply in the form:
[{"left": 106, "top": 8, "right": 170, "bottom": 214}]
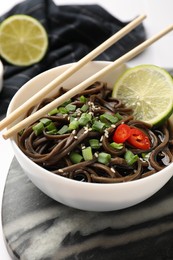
[
  {"left": 81, "top": 104, "right": 89, "bottom": 112},
  {"left": 18, "top": 129, "right": 25, "bottom": 136},
  {"left": 82, "top": 147, "right": 93, "bottom": 161},
  {"left": 98, "top": 152, "right": 111, "bottom": 165},
  {"left": 80, "top": 95, "right": 87, "bottom": 103},
  {"left": 89, "top": 139, "right": 100, "bottom": 149},
  {"left": 70, "top": 152, "right": 83, "bottom": 164},
  {"left": 71, "top": 112, "right": 77, "bottom": 117},
  {"left": 48, "top": 108, "right": 58, "bottom": 116},
  {"left": 69, "top": 116, "right": 76, "bottom": 122},
  {"left": 115, "top": 112, "right": 122, "bottom": 120},
  {"left": 78, "top": 113, "right": 92, "bottom": 126},
  {"left": 57, "top": 125, "right": 69, "bottom": 135},
  {"left": 69, "top": 120, "right": 79, "bottom": 130},
  {"left": 124, "top": 150, "right": 138, "bottom": 166},
  {"left": 46, "top": 122, "right": 57, "bottom": 131},
  {"left": 142, "top": 152, "right": 151, "bottom": 161},
  {"left": 92, "top": 120, "right": 105, "bottom": 132},
  {"left": 46, "top": 129, "right": 58, "bottom": 135},
  {"left": 58, "top": 107, "right": 68, "bottom": 114},
  {"left": 110, "top": 142, "right": 123, "bottom": 150},
  {"left": 100, "top": 113, "right": 119, "bottom": 124},
  {"left": 65, "top": 104, "right": 76, "bottom": 112},
  {"left": 32, "top": 122, "right": 44, "bottom": 136},
  {"left": 62, "top": 99, "right": 72, "bottom": 106},
  {"left": 40, "top": 118, "right": 52, "bottom": 126}
]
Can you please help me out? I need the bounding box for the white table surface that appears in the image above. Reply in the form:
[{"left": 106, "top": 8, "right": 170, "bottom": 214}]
[{"left": 0, "top": 1, "right": 173, "bottom": 259}]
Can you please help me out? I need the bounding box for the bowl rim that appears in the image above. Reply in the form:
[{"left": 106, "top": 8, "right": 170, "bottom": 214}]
[{"left": 8, "top": 61, "right": 173, "bottom": 188}]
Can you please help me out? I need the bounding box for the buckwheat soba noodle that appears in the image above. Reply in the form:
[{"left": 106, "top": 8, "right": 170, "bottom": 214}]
[{"left": 17, "top": 82, "right": 173, "bottom": 183}]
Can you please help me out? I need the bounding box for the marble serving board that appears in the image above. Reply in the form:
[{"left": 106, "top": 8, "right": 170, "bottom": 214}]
[{"left": 2, "top": 157, "right": 173, "bottom": 260}]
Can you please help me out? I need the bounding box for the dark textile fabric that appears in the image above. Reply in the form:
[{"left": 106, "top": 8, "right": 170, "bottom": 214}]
[{"left": 0, "top": 0, "right": 146, "bottom": 116}]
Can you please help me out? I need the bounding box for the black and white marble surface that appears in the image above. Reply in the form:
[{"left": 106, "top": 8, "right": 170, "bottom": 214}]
[{"left": 2, "top": 157, "right": 173, "bottom": 260}]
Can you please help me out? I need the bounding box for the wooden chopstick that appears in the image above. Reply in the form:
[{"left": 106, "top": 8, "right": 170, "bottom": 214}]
[
  {"left": 0, "top": 14, "right": 146, "bottom": 132},
  {"left": 3, "top": 24, "right": 173, "bottom": 140}
]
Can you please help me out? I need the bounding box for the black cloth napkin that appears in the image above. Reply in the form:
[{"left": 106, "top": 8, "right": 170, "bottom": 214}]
[{"left": 0, "top": 0, "right": 146, "bottom": 117}]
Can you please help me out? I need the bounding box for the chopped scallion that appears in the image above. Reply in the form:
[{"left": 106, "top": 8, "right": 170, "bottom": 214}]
[
  {"left": 80, "top": 95, "right": 87, "bottom": 103},
  {"left": 70, "top": 152, "right": 83, "bottom": 164},
  {"left": 115, "top": 112, "right": 122, "bottom": 120},
  {"left": 78, "top": 113, "right": 92, "bottom": 126},
  {"left": 69, "top": 116, "right": 76, "bottom": 122},
  {"left": 69, "top": 120, "right": 79, "bottom": 130},
  {"left": 48, "top": 108, "right": 58, "bottom": 116},
  {"left": 81, "top": 104, "right": 89, "bottom": 112},
  {"left": 46, "top": 122, "right": 57, "bottom": 131},
  {"left": 124, "top": 150, "right": 138, "bottom": 165},
  {"left": 58, "top": 107, "right": 68, "bottom": 114},
  {"left": 100, "top": 113, "right": 119, "bottom": 124},
  {"left": 65, "top": 104, "right": 76, "bottom": 112},
  {"left": 57, "top": 125, "right": 69, "bottom": 135},
  {"left": 82, "top": 147, "right": 93, "bottom": 161},
  {"left": 98, "top": 152, "right": 111, "bottom": 165},
  {"left": 89, "top": 139, "right": 100, "bottom": 149},
  {"left": 62, "top": 99, "right": 72, "bottom": 106},
  {"left": 18, "top": 129, "right": 24, "bottom": 136},
  {"left": 71, "top": 112, "right": 77, "bottom": 117},
  {"left": 46, "top": 129, "right": 58, "bottom": 135},
  {"left": 32, "top": 122, "right": 44, "bottom": 136},
  {"left": 40, "top": 118, "right": 52, "bottom": 126},
  {"left": 92, "top": 120, "right": 105, "bottom": 132},
  {"left": 110, "top": 142, "right": 123, "bottom": 150},
  {"left": 142, "top": 152, "right": 150, "bottom": 161}
]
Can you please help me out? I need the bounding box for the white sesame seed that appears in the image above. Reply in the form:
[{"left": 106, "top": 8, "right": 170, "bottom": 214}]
[
  {"left": 104, "top": 129, "right": 109, "bottom": 135},
  {"left": 74, "top": 136, "right": 78, "bottom": 139},
  {"left": 88, "top": 111, "right": 94, "bottom": 116},
  {"left": 58, "top": 169, "right": 64, "bottom": 173},
  {"left": 111, "top": 167, "right": 116, "bottom": 173},
  {"left": 84, "top": 129, "right": 89, "bottom": 134},
  {"left": 111, "top": 124, "right": 116, "bottom": 128},
  {"left": 94, "top": 152, "right": 98, "bottom": 158},
  {"left": 72, "top": 130, "right": 76, "bottom": 135},
  {"left": 100, "top": 136, "right": 103, "bottom": 142}
]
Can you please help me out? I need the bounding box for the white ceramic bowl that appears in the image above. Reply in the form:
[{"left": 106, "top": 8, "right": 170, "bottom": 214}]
[
  {"left": 0, "top": 60, "right": 3, "bottom": 92},
  {"left": 7, "top": 61, "right": 173, "bottom": 211}
]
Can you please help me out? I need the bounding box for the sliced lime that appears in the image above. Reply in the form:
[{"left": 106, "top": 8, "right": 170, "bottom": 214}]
[
  {"left": 112, "top": 64, "right": 173, "bottom": 125},
  {"left": 0, "top": 14, "right": 48, "bottom": 66}
]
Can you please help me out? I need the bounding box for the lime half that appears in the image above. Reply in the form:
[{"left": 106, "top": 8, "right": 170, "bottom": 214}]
[
  {"left": 0, "top": 15, "right": 48, "bottom": 66},
  {"left": 112, "top": 64, "right": 173, "bottom": 125}
]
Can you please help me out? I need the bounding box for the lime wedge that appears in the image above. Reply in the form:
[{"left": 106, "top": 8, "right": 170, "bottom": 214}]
[
  {"left": 0, "top": 15, "right": 48, "bottom": 66},
  {"left": 112, "top": 64, "right": 173, "bottom": 125}
]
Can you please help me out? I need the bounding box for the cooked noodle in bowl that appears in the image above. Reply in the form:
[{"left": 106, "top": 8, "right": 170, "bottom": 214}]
[{"left": 7, "top": 61, "right": 173, "bottom": 211}]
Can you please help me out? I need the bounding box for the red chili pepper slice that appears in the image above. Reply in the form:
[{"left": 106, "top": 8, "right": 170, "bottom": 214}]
[
  {"left": 112, "top": 124, "right": 131, "bottom": 143},
  {"left": 127, "top": 128, "right": 151, "bottom": 150}
]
